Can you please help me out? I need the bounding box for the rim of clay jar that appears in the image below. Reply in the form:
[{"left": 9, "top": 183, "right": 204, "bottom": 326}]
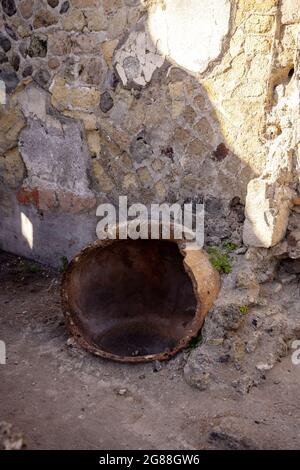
[{"left": 61, "top": 225, "right": 220, "bottom": 363}]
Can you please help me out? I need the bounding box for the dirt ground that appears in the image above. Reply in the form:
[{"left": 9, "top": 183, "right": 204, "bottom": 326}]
[{"left": 1, "top": 250, "right": 300, "bottom": 450}]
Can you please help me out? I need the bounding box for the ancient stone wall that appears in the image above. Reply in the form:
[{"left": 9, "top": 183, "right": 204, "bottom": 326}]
[{"left": 0, "top": 0, "right": 299, "bottom": 266}]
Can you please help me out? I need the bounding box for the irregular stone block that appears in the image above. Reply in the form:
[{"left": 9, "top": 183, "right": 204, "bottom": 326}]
[
  {"left": 48, "top": 31, "right": 71, "bottom": 55},
  {"left": 33, "top": 10, "right": 58, "bottom": 29},
  {"left": 0, "top": 67, "right": 19, "bottom": 93},
  {"left": 243, "top": 178, "right": 293, "bottom": 248},
  {"left": 19, "top": 0, "right": 34, "bottom": 19},
  {"left": 100, "top": 91, "right": 114, "bottom": 113},
  {"left": 0, "top": 106, "right": 25, "bottom": 154},
  {"left": 60, "top": 1, "right": 70, "bottom": 14},
  {"left": 28, "top": 35, "right": 47, "bottom": 57},
  {"left": 0, "top": 147, "right": 26, "bottom": 189},
  {"left": 50, "top": 76, "right": 100, "bottom": 111},
  {"left": 281, "top": 0, "right": 300, "bottom": 24},
  {"left": 0, "top": 32, "right": 11, "bottom": 52},
  {"left": 1, "top": 0, "right": 17, "bottom": 17},
  {"left": 71, "top": 32, "right": 106, "bottom": 55},
  {"left": 47, "top": 0, "right": 59, "bottom": 7}
]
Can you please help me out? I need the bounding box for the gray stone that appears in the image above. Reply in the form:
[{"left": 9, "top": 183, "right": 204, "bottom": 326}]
[
  {"left": 22, "top": 65, "right": 33, "bottom": 78},
  {"left": 28, "top": 36, "right": 47, "bottom": 58},
  {"left": 4, "top": 24, "right": 17, "bottom": 41},
  {"left": 47, "top": 0, "right": 59, "bottom": 7},
  {"left": 130, "top": 131, "right": 153, "bottom": 163},
  {"left": 60, "top": 1, "right": 70, "bottom": 14},
  {"left": 19, "top": 42, "right": 28, "bottom": 59},
  {"left": 0, "top": 33, "right": 11, "bottom": 53},
  {"left": 1, "top": 0, "right": 17, "bottom": 17},
  {"left": 0, "top": 51, "right": 8, "bottom": 64},
  {"left": 34, "top": 69, "right": 51, "bottom": 88},
  {"left": 11, "top": 53, "right": 20, "bottom": 72},
  {"left": 0, "top": 68, "right": 19, "bottom": 93},
  {"left": 100, "top": 91, "right": 114, "bottom": 113}
]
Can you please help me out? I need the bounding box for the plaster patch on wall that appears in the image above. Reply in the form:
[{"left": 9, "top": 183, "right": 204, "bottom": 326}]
[
  {"left": 147, "top": 0, "right": 231, "bottom": 74},
  {"left": 114, "top": 19, "right": 165, "bottom": 88},
  {"left": 19, "top": 114, "right": 92, "bottom": 197}
]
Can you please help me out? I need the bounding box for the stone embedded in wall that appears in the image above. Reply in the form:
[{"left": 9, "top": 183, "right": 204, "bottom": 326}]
[
  {"left": 102, "top": 40, "right": 119, "bottom": 68},
  {"left": 281, "top": 0, "right": 300, "bottom": 24},
  {"left": 0, "top": 67, "right": 18, "bottom": 93},
  {"left": 28, "top": 35, "right": 47, "bottom": 58},
  {"left": 50, "top": 76, "right": 100, "bottom": 111},
  {"left": 243, "top": 179, "right": 293, "bottom": 248},
  {"left": 130, "top": 131, "right": 154, "bottom": 163},
  {"left": 0, "top": 51, "right": 8, "bottom": 64},
  {"left": 48, "top": 31, "right": 71, "bottom": 55},
  {"left": 85, "top": 8, "right": 108, "bottom": 32},
  {"left": 0, "top": 147, "right": 26, "bottom": 189},
  {"left": 22, "top": 65, "right": 33, "bottom": 78},
  {"left": 62, "top": 9, "right": 86, "bottom": 32},
  {"left": 47, "top": 0, "right": 59, "bottom": 8},
  {"left": 60, "top": 1, "right": 70, "bottom": 14},
  {"left": 1, "top": 0, "right": 17, "bottom": 17},
  {"left": 11, "top": 53, "right": 20, "bottom": 71},
  {"left": 33, "top": 10, "right": 58, "bottom": 30},
  {"left": 243, "top": 43, "right": 300, "bottom": 249},
  {"left": 71, "top": 33, "right": 106, "bottom": 55},
  {"left": 5, "top": 24, "right": 17, "bottom": 41},
  {"left": 100, "top": 91, "right": 114, "bottom": 113},
  {"left": 19, "top": 0, "right": 34, "bottom": 19},
  {"left": 78, "top": 57, "right": 106, "bottom": 87},
  {"left": 0, "top": 32, "right": 11, "bottom": 52},
  {"left": 0, "top": 105, "right": 25, "bottom": 154},
  {"left": 9, "top": 16, "right": 32, "bottom": 39},
  {"left": 91, "top": 160, "right": 115, "bottom": 193}
]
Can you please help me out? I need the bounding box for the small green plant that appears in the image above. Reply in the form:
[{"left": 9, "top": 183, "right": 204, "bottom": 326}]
[
  {"left": 22, "top": 261, "right": 41, "bottom": 274},
  {"left": 59, "top": 256, "right": 69, "bottom": 273},
  {"left": 208, "top": 247, "right": 233, "bottom": 274},
  {"left": 239, "top": 305, "right": 249, "bottom": 315},
  {"left": 223, "top": 240, "right": 237, "bottom": 252},
  {"left": 185, "top": 333, "right": 203, "bottom": 352}
]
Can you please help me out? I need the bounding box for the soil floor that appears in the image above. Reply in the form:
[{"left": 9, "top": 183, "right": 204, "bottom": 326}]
[{"left": 1, "top": 250, "right": 300, "bottom": 450}]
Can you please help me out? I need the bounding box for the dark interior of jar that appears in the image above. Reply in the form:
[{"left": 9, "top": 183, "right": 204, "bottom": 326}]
[{"left": 66, "top": 239, "right": 198, "bottom": 358}]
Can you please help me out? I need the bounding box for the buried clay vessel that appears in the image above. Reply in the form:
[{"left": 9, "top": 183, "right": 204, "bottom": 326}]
[{"left": 61, "top": 229, "right": 220, "bottom": 363}]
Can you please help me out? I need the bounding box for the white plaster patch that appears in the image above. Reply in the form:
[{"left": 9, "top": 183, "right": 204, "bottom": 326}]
[
  {"left": 114, "top": 25, "right": 165, "bottom": 87},
  {"left": 148, "top": 0, "right": 231, "bottom": 73}
]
